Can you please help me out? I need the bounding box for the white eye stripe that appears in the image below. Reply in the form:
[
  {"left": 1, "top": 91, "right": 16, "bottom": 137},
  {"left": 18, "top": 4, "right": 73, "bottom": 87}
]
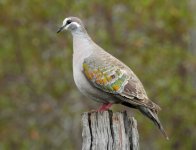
[
  {"left": 63, "top": 18, "right": 80, "bottom": 27},
  {"left": 65, "top": 22, "right": 80, "bottom": 30},
  {"left": 71, "top": 22, "right": 80, "bottom": 27}
]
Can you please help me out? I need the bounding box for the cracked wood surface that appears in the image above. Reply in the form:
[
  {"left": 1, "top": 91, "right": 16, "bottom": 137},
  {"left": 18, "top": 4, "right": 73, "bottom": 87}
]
[{"left": 82, "top": 111, "right": 139, "bottom": 150}]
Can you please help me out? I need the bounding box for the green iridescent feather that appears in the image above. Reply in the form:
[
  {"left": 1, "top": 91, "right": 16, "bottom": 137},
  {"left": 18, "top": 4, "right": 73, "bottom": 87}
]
[{"left": 83, "top": 60, "right": 129, "bottom": 94}]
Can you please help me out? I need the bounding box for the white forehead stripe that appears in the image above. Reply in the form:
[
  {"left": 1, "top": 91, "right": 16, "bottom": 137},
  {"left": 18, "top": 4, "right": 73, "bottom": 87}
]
[{"left": 63, "top": 18, "right": 69, "bottom": 26}]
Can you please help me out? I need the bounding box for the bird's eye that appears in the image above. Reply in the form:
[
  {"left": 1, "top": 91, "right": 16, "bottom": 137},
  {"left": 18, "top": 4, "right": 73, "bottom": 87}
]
[{"left": 67, "top": 20, "right": 72, "bottom": 25}]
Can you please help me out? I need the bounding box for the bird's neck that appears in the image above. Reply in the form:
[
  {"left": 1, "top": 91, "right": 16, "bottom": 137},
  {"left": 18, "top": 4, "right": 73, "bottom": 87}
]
[{"left": 72, "top": 30, "right": 94, "bottom": 56}]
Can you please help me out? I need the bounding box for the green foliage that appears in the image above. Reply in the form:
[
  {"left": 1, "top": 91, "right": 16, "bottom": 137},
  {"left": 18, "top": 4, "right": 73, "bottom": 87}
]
[{"left": 0, "top": 0, "right": 195, "bottom": 149}]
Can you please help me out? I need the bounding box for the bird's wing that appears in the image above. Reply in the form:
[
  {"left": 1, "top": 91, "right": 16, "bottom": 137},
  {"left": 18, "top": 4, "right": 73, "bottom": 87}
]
[{"left": 83, "top": 52, "right": 160, "bottom": 110}]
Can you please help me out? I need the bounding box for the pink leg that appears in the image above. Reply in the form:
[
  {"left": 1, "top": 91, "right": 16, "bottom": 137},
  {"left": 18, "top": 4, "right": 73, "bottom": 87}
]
[{"left": 98, "top": 103, "right": 113, "bottom": 112}]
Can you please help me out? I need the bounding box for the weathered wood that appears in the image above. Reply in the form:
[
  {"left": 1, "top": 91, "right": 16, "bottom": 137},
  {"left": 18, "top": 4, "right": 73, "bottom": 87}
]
[{"left": 82, "top": 111, "right": 139, "bottom": 150}]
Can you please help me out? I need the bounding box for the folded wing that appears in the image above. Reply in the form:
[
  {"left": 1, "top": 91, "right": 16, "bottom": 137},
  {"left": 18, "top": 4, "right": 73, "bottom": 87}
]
[{"left": 83, "top": 53, "right": 160, "bottom": 111}]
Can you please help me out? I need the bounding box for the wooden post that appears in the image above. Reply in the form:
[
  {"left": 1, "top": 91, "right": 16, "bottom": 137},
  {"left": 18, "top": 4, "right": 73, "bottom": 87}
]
[{"left": 82, "top": 111, "right": 139, "bottom": 150}]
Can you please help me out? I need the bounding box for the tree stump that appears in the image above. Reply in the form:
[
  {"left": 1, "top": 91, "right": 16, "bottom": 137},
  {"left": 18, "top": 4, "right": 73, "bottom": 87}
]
[{"left": 82, "top": 111, "right": 139, "bottom": 150}]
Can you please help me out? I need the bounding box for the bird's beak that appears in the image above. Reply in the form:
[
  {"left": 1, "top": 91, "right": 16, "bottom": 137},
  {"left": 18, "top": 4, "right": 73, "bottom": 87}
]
[{"left": 57, "top": 25, "right": 66, "bottom": 33}]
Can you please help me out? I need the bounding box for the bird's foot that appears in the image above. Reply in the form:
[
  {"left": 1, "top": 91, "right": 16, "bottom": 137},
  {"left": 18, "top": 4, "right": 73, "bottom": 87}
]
[
  {"left": 98, "top": 103, "right": 113, "bottom": 112},
  {"left": 87, "top": 103, "right": 113, "bottom": 113}
]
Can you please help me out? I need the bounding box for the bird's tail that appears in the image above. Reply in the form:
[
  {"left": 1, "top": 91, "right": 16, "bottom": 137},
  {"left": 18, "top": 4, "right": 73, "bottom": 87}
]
[{"left": 139, "top": 106, "right": 169, "bottom": 140}]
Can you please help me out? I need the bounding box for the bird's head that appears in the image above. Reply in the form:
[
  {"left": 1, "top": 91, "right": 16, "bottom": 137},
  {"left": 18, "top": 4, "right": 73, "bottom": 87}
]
[{"left": 57, "top": 17, "right": 85, "bottom": 34}]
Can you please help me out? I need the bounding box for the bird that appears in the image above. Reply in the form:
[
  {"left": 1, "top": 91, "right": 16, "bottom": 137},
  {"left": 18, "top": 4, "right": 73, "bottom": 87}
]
[{"left": 57, "top": 16, "right": 169, "bottom": 140}]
